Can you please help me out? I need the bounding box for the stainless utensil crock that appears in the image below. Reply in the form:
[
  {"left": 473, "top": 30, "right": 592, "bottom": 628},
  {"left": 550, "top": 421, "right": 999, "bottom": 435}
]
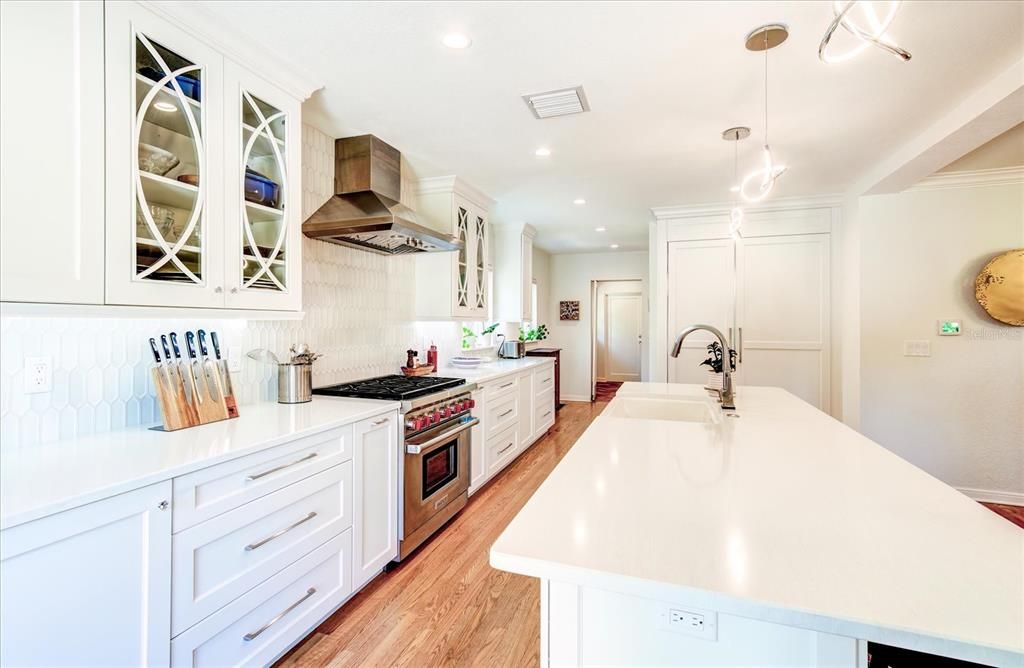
[{"left": 278, "top": 362, "right": 312, "bottom": 404}]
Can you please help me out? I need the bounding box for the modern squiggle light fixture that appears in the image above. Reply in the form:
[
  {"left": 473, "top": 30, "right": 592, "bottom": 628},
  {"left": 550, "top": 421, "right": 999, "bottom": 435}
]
[
  {"left": 819, "top": 1, "right": 911, "bottom": 64},
  {"left": 722, "top": 127, "right": 750, "bottom": 239},
  {"left": 741, "top": 25, "right": 788, "bottom": 204}
]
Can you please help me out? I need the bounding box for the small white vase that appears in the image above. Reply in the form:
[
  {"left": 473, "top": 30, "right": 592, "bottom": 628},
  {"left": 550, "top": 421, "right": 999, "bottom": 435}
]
[{"left": 706, "top": 371, "right": 724, "bottom": 391}]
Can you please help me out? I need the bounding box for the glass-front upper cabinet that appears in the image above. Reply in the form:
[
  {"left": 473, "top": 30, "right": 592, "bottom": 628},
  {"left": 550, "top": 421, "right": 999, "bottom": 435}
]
[
  {"left": 454, "top": 204, "right": 471, "bottom": 314},
  {"left": 474, "top": 212, "right": 488, "bottom": 313},
  {"left": 105, "top": 1, "right": 224, "bottom": 307},
  {"left": 223, "top": 62, "right": 301, "bottom": 311}
]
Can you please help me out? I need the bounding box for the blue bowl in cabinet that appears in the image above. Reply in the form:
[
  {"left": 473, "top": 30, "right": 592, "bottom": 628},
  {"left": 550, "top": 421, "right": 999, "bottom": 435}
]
[
  {"left": 244, "top": 169, "right": 280, "bottom": 208},
  {"left": 138, "top": 67, "right": 201, "bottom": 102}
]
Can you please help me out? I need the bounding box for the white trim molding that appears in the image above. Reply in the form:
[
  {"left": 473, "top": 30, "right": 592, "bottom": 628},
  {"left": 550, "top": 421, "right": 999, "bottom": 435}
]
[
  {"left": 560, "top": 395, "right": 592, "bottom": 403},
  {"left": 651, "top": 194, "right": 843, "bottom": 222},
  {"left": 415, "top": 175, "right": 496, "bottom": 209},
  {"left": 0, "top": 302, "right": 304, "bottom": 321},
  {"left": 957, "top": 487, "right": 1024, "bottom": 507},
  {"left": 905, "top": 167, "right": 1024, "bottom": 193}
]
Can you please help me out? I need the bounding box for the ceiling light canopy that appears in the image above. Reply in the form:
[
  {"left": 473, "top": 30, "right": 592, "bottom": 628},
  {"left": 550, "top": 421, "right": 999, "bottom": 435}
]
[
  {"left": 741, "top": 25, "right": 788, "bottom": 204},
  {"left": 819, "top": 1, "right": 911, "bottom": 64},
  {"left": 610, "top": 244, "right": 619, "bottom": 249},
  {"left": 595, "top": 227, "right": 606, "bottom": 232},
  {"left": 573, "top": 198, "right": 586, "bottom": 205},
  {"left": 442, "top": 33, "right": 472, "bottom": 49},
  {"left": 534, "top": 147, "right": 551, "bottom": 157}
]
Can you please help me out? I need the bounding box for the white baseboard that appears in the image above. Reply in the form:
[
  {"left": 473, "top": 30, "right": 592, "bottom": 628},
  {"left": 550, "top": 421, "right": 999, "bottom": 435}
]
[
  {"left": 561, "top": 394, "right": 592, "bottom": 403},
  {"left": 957, "top": 487, "right": 1024, "bottom": 506}
]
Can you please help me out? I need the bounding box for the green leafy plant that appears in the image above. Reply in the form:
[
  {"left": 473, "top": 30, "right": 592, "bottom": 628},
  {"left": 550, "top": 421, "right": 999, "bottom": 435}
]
[
  {"left": 698, "top": 341, "right": 737, "bottom": 373},
  {"left": 462, "top": 323, "right": 499, "bottom": 349},
  {"left": 518, "top": 324, "right": 548, "bottom": 342}
]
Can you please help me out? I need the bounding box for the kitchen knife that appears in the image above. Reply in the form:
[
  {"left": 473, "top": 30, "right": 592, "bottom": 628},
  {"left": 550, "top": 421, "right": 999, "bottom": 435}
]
[
  {"left": 198, "top": 329, "right": 229, "bottom": 420},
  {"left": 164, "top": 333, "right": 197, "bottom": 427},
  {"left": 210, "top": 331, "right": 239, "bottom": 418},
  {"left": 170, "top": 332, "right": 199, "bottom": 426},
  {"left": 185, "top": 330, "right": 219, "bottom": 424},
  {"left": 149, "top": 337, "right": 185, "bottom": 430}
]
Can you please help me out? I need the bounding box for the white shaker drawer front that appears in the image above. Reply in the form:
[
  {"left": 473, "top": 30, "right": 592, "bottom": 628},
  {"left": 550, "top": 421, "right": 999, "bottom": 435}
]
[
  {"left": 171, "top": 530, "right": 352, "bottom": 668},
  {"left": 172, "top": 463, "right": 352, "bottom": 635},
  {"left": 486, "top": 423, "right": 518, "bottom": 476},
  {"left": 172, "top": 425, "right": 352, "bottom": 532},
  {"left": 484, "top": 375, "right": 518, "bottom": 401},
  {"left": 535, "top": 390, "right": 555, "bottom": 435},
  {"left": 532, "top": 365, "right": 554, "bottom": 391},
  {"left": 485, "top": 392, "right": 518, "bottom": 438}
]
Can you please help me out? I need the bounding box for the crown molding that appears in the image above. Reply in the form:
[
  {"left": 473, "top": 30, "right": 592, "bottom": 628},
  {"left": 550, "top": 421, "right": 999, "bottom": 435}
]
[
  {"left": 140, "top": 1, "right": 323, "bottom": 101},
  {"left": 414, "top": 175, "right": 496, "bottom": 209},
  {"left": 650, "top": 193, "right": 843, "bottom": 221},
  {"left": 905, "top": 167, "right": 1024, "bottom": 193}
]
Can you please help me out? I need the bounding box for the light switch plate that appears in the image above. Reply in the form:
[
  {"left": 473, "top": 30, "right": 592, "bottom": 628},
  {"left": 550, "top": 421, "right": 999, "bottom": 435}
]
[{"left": 903, "top": 340, "right": 931, "bottom": 357}]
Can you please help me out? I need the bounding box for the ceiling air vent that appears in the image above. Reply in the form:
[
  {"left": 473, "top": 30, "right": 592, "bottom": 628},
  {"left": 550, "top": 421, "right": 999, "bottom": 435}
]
[{"left": 522, "top": 86, "right": 590, "bottom": 119}]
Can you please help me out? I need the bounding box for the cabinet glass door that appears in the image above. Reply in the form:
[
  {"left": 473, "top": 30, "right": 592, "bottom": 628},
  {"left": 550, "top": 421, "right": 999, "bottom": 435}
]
[
  {"left": 474, "top": 213, "right": 487, "bottom": 311},
  {"left": 455, "top": 205, "right": 470, "bottom": 311},
  {"left": 133, "top": 33, "right": 206, "bottom": 285}
]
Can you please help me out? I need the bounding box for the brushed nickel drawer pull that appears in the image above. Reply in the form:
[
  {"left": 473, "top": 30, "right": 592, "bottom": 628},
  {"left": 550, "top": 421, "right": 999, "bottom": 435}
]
[
  {"left": 372, "top": 417, "right": 389, "bottom": 426},
  {"left": 243, "top": 587, "right": 317, "bottom": 641},
  {"left": 246, "top": 453, "right": 318, "bottom": 481},
  {"left": 498, "top": 442, "right": 514, "bottom": 456},
  {"left": 499, "top": 381, "right": 514, "bottom": 389},
  {"left": 542, "top": 377, "right": 551, "bottom": 383},
  {"left": 498, "top": 409, "right": 513, "bottom": 418},
  {"left": 245, "top": 512, "right": 317, "bottom": 551},
  {"left": 542, "top": 410, "right": 552, "bottom": 417}
]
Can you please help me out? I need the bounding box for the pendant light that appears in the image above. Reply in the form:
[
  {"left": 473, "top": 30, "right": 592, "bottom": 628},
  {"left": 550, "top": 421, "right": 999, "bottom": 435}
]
[
  {"left": 819, "top": 1, "right": 911, "bottom": 64},
  {"left": 722, "top": 127, "right": 750, "bottom": 240},
  {"left": 741, "top": 24, "right": 788, "bottom": 204}
]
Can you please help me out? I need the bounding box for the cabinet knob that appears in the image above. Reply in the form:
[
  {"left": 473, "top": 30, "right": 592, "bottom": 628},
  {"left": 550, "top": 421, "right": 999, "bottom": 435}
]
[
  {"left": 158, "top": 500, "right": 169, "bottom": 511},
  {"left": 214, "top": 286, "right": 223, "bottom": 294},
  {"left": 230, "top": 287, "right": 239, "bottom": 294}
]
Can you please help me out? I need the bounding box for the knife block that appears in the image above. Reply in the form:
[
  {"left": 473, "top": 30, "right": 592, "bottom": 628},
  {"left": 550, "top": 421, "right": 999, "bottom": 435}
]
[{"left": 152, "top": 363, "right": 238, "bottom": 432}]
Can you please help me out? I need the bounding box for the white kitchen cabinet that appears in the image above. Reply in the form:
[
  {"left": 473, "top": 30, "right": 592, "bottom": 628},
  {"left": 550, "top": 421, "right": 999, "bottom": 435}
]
[
  {"left": 493, "top": 223, "right": 536, "bottom": 322},
  {"left": 352, "top": 411, "right": 399, "bottom": 589},
  {"left": 518, "top": 370, "right": 533, "bottom": 448},
  {"left": 0, "top": 1, "right": 105, "bottom": 304},
  {"left": 667, "top": 233, "right": 830, "bottom": 410},
  {"left": 413, "top": 176, "right": 494, "bottom": 321},
  {"left": 0, "top": 481, "right": 172, "bottom": 667},
  {"left": 468, "top": 387, "right": 488, "bottom": 495},
  {"left": 101, "top": 1, "right": 303, "bottom": 311}
]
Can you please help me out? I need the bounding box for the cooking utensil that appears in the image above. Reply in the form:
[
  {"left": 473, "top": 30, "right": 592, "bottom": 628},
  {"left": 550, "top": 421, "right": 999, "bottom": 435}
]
[
  {"left": 247, "top": 348, "right": 281, "bottom": 365},
  {"left": 198, "top": 330, "right": 229, "bottom": 421},
  {"left": 162, "top": 334, "right": 196, "bottom": 427},
  {"left": 186, "top": 331, "right": 221, "bottom": 423},
  {"left": 210, "top": 331, "right": 239, "bottom": 418},
  {"left": 150, "top": 337, "right": 189, "bottom": 430},
  {"left": 278, "top": 362, "right": 312, "bottom": 404}
]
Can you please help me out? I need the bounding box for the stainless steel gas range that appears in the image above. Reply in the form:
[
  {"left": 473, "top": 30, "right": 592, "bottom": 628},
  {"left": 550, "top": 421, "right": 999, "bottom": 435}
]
[{"left": 313, "top": 375, "right": 477, "bottom": 563}]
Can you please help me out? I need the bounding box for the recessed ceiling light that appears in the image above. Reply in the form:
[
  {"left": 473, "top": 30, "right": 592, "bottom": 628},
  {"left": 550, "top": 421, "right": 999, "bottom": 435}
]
[
  {"left": 729, "top": 185, "right": 740, "bottom": 193},
  {"left": 610, "top": 244, "right": 619, "bottom": 249},
  {"left": 153, "top": 101, "right": 177, "bottom": 112},
  {"left": 442, "top": 33, "right": 472, "bottom": 49},
  {"left": 595, "top": 227, "right": 606, "bottom": 232},
  {"left": 573, "top": 198, "right": 586, "bottom": 205},
  {"left": 535, "top": 147, "right": 551, "bottom": 157}
]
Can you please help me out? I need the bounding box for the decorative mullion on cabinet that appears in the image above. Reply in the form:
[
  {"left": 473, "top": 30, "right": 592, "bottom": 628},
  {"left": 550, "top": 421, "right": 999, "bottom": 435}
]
[
  {"left": 105, "top": 0, "right": 226, "bottom": 308},
  {"left": 222, "top": 61, "right": 302, "bottom": 310},
  {"left": 413, "top": 176, "right": 495, "bottom": 321}
]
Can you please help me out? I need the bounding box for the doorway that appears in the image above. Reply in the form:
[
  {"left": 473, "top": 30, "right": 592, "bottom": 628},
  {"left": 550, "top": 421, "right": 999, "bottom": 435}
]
[{"left": 591, "top": 279, "right": 643, "bottom": 401}]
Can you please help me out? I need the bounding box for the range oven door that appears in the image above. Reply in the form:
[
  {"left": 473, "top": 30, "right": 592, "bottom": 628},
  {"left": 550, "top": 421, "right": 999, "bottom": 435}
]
[{"left": 403, "top": 416, "right": 477, "bottom": 537}]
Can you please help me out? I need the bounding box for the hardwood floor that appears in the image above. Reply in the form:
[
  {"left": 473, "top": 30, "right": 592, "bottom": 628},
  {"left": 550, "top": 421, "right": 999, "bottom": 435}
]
[
  {"left": 982, "top": 502, "right": 1024, "bottom": 529},
  {"left": 276, "top": 401, "right": 608, "bottom": 668},
  {"left": 594, "top": 381, "right": 622, "bottom": 402}
]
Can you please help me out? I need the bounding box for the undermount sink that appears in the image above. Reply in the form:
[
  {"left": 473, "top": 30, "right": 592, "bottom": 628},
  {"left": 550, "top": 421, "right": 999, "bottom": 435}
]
[{"left": 603, "top": 397, "right": 719, "bottom": 423}]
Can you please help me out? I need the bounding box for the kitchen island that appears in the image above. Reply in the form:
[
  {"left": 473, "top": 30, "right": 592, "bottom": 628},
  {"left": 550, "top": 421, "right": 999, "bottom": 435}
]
[{"left": 490, "top": 384, "right": 1024, "bottom": 667}]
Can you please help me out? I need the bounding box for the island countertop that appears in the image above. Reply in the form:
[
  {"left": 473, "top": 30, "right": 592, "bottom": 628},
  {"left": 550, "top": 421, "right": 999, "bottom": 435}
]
[{"left": 490, "top": 384, "right": 1024, "bottom": 665}]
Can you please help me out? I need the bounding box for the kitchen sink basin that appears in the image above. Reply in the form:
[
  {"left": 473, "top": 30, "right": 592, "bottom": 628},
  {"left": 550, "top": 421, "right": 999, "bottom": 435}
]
[{"left": 603, "top": 397, "right": 718, "bottom": 423}]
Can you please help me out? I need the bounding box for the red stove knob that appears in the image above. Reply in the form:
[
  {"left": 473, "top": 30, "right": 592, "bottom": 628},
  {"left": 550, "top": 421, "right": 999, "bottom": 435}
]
[
  {"left": 405, "top": 420, "right": 417, "bottom": 431},
  {"left": 431, "top": 411, "right": 441, "bottom": 423},
  {"left": 416, "top": 416, "right": 429, "bottom": 430},
  {"left": 455, "top": 401, "right": 465, "bottom": 412},
  {"left": 440, "top": 406, "right": 450, "bottom": 418},
  {"left": 467, "top": 399, "right": 476, "bottom": 409}
]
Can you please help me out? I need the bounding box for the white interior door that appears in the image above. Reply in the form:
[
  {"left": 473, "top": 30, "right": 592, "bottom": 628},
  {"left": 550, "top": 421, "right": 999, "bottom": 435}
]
[
  {"left": 666, "top": 239, "right": 737, "bottom": 383},
  {"left": 603, "top": 292, "right": 642, "bottom": 382},
  {"left": 738, "top": 234, "right": 830, "bottom": 410}
]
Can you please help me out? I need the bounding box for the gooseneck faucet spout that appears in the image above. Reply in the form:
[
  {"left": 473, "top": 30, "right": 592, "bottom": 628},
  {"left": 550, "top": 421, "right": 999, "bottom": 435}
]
[{"left": 670, "top": 324, "right": 736, "bottom": 410}]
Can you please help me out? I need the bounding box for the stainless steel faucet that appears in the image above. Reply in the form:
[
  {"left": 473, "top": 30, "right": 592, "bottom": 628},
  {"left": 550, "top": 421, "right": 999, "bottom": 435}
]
[{"left": 670, "top": 324, "right": 736, "bottom": 410}]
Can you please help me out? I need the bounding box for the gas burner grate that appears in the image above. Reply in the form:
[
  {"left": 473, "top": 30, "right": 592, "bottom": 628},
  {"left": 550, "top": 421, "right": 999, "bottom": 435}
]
[{"left": 313, "top": 375, "right": 466, "bottom": 401}]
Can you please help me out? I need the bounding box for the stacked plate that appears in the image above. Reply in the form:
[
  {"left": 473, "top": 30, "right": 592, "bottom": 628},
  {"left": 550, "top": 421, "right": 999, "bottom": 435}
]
[{"left": 450, "top": 356, "right": 483, "bottom": 368}]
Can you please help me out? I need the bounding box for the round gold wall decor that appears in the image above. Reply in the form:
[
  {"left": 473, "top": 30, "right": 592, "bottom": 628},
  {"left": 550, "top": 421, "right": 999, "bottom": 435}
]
[{"left": 975, "top": 249, "right": 1024, "bottom": 326}]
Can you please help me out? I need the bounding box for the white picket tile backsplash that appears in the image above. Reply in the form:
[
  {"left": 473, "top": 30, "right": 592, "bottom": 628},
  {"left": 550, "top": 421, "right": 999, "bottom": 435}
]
[{"left": 0, "top": 124, "right": 453, "bottom": 449}]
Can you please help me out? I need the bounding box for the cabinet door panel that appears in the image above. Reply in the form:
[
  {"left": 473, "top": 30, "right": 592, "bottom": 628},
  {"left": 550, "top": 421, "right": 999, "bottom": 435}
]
[
  {"left": 453, "top": 200, "right": 473, "bottom": 316},
  {"left": 473, "top": 209, "right": 488, "bottom": 314},
  {"left": 105, "top": 1, "right": 225, "bottom": 307},
  {"left": 353, "top": 412, "right": 399, "bottom": 589},
  {"left": 0, "top": 482, "right": 172, "bottom": 667},
  {"left": 0, "top": 1, "right": 105, "bottom": 304},
  {"left": 667, "top": 239, "right": 736, "bottom": 383},
  {"left": 223, "top": 61, "right": 302, "bottom": 310}
]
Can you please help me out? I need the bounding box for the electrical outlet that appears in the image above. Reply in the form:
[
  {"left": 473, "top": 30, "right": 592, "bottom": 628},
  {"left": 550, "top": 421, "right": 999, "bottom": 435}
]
[
  {"left": 903, "top": 340, "right": 931, "bottom": 357},
  {"left": 228, "top": 346, "right": 242, "bottom": 372},
  {"left": 658, "top": 606, "right": 717, "bottom": 640},
  {"left": 23, "top": 356, "right": 53, "bottom": 394}
]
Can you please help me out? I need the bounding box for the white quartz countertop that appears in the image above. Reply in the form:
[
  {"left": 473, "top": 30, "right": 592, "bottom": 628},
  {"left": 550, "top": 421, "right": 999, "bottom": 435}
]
[
  {"left": 0, "top": 397, "right": 398, "bottom": 530},
  {"left": 490, "top": 383, "right": 1024, "bottom": 664},
  {"left": 436, "top": 356, "right": 553, "bottom": 385}
]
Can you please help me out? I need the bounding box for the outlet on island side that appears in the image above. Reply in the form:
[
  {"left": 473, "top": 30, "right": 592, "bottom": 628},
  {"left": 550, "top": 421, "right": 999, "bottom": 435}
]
[
  {"left": 23, "top": 356, "right": 52, "bottom": 394},
  {"left": 657, "top": 605, "right": 717, "bottom": 641}
]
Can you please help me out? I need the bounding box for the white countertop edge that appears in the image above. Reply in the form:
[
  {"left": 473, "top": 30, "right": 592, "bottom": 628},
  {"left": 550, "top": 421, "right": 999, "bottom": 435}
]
[
  {"left": 0, "top": 399, "right": 399, "bottom": 530},
  {"left": 438, "top": 357, "right": 554, "bottom": 385},
  {"left": 488, "top": 550, "right": 1023, "bottom": 666}
]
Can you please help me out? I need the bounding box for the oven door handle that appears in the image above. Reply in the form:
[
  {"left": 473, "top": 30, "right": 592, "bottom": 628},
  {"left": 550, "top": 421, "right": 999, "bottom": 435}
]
[{"left": 406, "top": 417, "right": 479, "bottom": 455}]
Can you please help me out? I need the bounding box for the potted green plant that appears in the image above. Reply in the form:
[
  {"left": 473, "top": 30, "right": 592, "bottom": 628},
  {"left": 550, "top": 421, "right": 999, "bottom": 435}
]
[
  {"left": 462, "top": 323, "right": 500, "bottom": 350},
  {"left": 518, "top": 324, "right": 548, "bottom": 342},
  {"left": 698, "top": 341, "right": 737, "bottom": 391}
]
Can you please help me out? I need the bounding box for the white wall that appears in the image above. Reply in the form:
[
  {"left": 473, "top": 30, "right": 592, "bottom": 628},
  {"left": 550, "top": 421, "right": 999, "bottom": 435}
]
[
  {"left": 548, "top": 251, "right": 649, "bottom": 401},
  {"left": 532, "top": 245, "right": 551, "bottom": 327},
  {"left": 859, "top": 180, "right": 1024, "bottom": 500}
]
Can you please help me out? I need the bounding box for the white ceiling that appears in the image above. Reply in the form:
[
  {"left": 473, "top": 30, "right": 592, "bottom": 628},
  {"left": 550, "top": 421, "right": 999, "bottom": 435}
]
[{"left": 194, "top": 1, "right": 1023, "bottom": 252}]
